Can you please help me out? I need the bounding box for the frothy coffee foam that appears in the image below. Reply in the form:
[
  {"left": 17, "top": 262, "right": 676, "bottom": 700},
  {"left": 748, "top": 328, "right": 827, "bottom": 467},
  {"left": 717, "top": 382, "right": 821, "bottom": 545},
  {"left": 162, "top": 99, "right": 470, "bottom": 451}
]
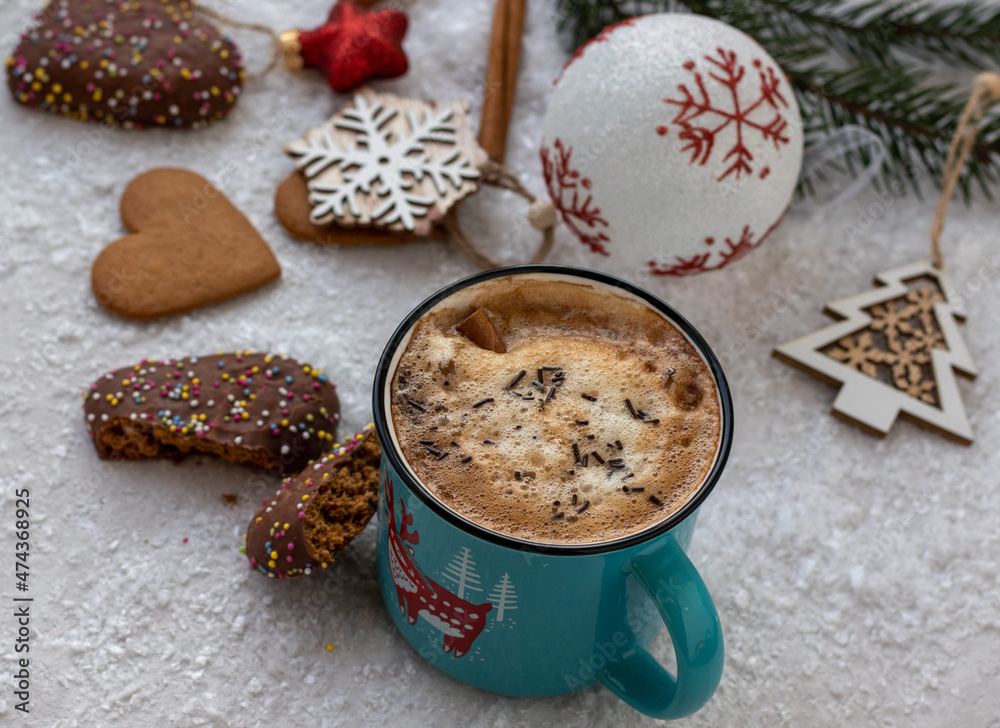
[{"left": 389, "top": 276, "right": 722, "bottom": 545}]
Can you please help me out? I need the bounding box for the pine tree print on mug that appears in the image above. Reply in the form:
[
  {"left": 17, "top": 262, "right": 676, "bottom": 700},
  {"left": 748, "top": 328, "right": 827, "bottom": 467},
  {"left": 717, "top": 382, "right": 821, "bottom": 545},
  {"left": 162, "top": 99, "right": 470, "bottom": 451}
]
[
  {"left": 384, "top": 478, "right": 493, "bottom": 658},
  {"left": 540, "top": 13, "right": 803, "bottom": 276},
  {"left": 487, "top": 573, "right": 518, "bottom": 622},
  {"left": 441, "top": 547, "right": 484, "bottom": 600}
]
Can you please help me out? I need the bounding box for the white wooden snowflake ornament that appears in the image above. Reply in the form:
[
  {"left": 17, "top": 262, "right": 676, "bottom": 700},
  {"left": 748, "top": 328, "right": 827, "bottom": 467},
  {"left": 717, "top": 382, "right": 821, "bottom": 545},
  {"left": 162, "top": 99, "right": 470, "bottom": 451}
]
[
  {"left": 286, "top": 89, "right": 488, "bottom": 236},
  {"left": 540, "top": 13, "right": 803, "bottom": 276},
  {"left": 774, "top": 260, "right": 976, "bottom": 444}
]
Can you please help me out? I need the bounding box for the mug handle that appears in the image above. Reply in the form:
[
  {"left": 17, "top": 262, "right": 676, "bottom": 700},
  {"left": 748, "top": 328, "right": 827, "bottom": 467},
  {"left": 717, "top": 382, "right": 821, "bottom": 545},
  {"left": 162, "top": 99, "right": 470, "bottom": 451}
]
[{"left": 597, "top": 538, "right": 724, "bottom": 719}]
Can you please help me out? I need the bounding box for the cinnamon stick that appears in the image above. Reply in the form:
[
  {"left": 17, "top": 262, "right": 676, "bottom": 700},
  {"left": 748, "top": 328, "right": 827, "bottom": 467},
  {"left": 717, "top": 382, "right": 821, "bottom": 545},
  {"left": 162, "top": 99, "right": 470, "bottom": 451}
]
[
  {"left": 456, "top": 309, "right": 506, "bottom": 353},
  {"left": 479, "top": 0, "right": 526, "bottom": 163}
]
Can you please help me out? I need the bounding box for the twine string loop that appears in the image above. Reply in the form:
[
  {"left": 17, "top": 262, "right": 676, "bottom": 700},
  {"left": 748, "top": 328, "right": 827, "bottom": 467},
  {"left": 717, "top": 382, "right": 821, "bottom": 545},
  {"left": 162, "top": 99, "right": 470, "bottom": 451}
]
[
  {"left": 444, "top": 159, "right": 556, "bottom": 270},
  {"left": 930, "top": 71, "right": 1000, "bottom": 269}
]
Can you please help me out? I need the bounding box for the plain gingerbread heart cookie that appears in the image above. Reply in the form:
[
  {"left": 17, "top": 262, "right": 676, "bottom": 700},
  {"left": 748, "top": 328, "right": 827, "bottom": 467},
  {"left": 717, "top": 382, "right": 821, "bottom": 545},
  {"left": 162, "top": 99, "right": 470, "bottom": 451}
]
[
  {"left": 92, "top": 168, "right": 281, "bottom": 320},
  {"left": 6, "top": 0, "right": 244, "bottom": 130}
]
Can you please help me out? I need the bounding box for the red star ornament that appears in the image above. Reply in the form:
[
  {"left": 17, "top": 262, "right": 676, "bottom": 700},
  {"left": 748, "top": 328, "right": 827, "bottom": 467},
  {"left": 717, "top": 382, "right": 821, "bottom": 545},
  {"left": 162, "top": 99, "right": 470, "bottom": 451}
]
[{"left": 281, "top": 1, "right": 408, "bottom": 94}]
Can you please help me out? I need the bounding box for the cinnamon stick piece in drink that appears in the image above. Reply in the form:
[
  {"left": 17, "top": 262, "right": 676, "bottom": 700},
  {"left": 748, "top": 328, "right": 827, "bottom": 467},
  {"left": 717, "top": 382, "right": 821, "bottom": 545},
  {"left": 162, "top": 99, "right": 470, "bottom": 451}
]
[{"left": 456, "top": 309, "right": 506, "bottom": 353}]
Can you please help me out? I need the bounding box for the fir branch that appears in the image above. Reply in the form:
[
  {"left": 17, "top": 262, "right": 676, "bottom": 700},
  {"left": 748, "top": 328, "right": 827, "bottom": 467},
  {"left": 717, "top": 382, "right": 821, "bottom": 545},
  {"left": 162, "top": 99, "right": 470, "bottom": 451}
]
[
  {"left": 865, "top": 1, "right": 1000, "bottom": 67},
  {"left": 743, "top": 0, "right": 1000, "bottom": 67},
  {"left": 557, "top": 0, "right": 1000, "bottom": 67},
  {"left": 791, "top": 63, "right": 1000, "bottom": 199}
]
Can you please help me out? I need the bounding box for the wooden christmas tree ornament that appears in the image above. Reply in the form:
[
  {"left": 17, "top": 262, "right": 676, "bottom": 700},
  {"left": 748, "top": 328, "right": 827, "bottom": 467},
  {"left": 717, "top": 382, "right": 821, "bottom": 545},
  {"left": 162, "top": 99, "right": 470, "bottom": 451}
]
[
  {"left": 773, "top": 260, "right": 975, "bottom": 443},
  {"left": 774, "top": 72, "right": 1000, "bottom": 445}
]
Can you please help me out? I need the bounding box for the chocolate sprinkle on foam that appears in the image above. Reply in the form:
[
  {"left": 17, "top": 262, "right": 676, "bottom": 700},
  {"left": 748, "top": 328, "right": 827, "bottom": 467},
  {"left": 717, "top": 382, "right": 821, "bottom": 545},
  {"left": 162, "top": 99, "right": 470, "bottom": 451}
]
[{"left": 506, "top": 370, "right": 526, "bottom": 390}]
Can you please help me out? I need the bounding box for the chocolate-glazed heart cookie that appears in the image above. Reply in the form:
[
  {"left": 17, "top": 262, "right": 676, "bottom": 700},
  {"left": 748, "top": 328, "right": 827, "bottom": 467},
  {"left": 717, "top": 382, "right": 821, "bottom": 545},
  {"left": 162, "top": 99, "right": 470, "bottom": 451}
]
[
  {"left": 83, "top": 351, "right": 340, "bottom": 475},
  {"left": 6, "top": 0, "right": 244, "bottom": 129},
  {"left": 245, "top": 426, "right": 381, "bottom": 579}
]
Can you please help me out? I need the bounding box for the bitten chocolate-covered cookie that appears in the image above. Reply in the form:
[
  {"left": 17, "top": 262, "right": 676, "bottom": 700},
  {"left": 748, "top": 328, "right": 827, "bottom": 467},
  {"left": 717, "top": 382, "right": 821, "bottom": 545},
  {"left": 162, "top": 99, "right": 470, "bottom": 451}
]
[
  {"left": 245, "top": 426, "right": 381, "bottom": 579},
  {"left": 6, "top": 0, "right": 244, "bottom": 129},
  {"left": 84, "top": 351, "right": 340, "bottom": 475}
]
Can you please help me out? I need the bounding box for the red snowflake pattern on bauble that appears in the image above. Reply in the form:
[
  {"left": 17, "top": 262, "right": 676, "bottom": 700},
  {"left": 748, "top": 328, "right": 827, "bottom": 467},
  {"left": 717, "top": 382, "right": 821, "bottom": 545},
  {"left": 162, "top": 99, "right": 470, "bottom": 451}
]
[
  {"left": 662, "top": 48, "right": 791, "bottom": 181},
  {"left": 384, "top": 479, "right": 492, "bottom": 658},
  {"left": 540, "top": 138, "right": 610, "bottom": 255},
  {"left": 647, "top": 220, "right": 779, "bottom": 276},
  {"left": 539, "top": 14, "right": 803, "bottom": 276}
]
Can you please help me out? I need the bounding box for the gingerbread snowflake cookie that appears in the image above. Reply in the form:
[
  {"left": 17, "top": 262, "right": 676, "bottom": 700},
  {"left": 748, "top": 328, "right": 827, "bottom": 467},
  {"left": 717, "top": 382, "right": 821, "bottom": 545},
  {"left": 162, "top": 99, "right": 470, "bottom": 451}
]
[
  {"left": 284, "top": 88, "right": 489, "bottom": 237},
  {"left": 83, "top": 351, "right": 340, "bottom": 474},
  {"left": 244, "top": 426, "right": 381, "bottom": 579}
]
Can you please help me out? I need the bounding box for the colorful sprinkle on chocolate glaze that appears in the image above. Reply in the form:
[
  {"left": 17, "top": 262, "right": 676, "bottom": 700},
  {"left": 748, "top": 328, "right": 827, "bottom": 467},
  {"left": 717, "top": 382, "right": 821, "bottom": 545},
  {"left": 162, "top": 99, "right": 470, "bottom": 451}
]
[
  {"left": 6, "top": 0, "right": 244, "bottom": 130},
  {"left": 82, "top": 350, "right": 340, "bottom": 474},
  {"left": 244, "top": 426, "right": 381, "bottom": 579}
]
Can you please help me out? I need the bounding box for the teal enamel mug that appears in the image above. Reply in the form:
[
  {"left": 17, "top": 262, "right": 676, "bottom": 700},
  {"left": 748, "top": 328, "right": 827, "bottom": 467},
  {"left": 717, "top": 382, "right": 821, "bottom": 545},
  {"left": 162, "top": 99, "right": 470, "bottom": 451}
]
[{"left": 372, "top": 266, "right": 733, "bottom": 719}]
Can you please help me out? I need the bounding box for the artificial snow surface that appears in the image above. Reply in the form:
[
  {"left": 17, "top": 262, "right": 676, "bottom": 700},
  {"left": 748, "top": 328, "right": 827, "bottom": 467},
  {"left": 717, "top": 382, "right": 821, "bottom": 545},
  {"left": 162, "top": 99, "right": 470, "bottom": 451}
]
[{"left": 0, "top": 1, "right": 998, "bottom": 726}]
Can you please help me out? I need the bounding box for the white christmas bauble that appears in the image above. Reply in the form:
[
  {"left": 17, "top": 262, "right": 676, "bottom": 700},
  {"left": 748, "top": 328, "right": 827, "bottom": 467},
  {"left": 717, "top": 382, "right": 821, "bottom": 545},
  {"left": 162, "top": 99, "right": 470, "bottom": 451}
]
[{"left": 541, "top": 13, "right": 803, "bottom": 276}]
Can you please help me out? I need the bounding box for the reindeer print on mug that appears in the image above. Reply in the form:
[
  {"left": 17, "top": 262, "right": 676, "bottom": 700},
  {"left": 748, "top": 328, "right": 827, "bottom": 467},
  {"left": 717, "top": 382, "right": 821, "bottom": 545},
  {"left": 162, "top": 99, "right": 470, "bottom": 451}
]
[{"left": 384, "top": 478, "right": 518, "bottom": 657}]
